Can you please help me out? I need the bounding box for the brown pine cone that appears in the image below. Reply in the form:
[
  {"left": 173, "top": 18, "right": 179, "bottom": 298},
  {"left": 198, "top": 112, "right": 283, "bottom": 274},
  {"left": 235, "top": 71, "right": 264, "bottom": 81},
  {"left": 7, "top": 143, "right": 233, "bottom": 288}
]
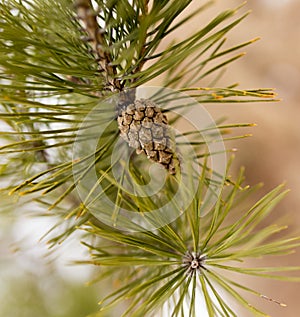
[{"left": 117, "top": 99, "right": 179, "bottom": 174}]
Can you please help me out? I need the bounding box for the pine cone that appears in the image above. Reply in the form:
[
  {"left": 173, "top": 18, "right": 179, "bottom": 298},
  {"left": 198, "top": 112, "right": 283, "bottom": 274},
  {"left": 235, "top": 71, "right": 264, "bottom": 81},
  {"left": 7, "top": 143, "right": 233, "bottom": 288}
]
[{"left": 117, "top": 99, "right": 179, "bottom": 174}]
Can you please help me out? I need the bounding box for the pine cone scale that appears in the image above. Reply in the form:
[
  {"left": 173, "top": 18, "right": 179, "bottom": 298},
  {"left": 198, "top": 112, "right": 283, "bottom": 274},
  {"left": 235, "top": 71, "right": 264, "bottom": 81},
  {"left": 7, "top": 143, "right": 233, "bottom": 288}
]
[{"left": 117, "top": 99, "right": 179, "bottom": 174}]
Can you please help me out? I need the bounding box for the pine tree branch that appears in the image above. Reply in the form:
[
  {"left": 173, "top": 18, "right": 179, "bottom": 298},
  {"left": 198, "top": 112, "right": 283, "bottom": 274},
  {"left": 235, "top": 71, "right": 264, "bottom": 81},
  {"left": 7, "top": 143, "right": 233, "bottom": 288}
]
[
  {"left": 1, "top": 2, "right": 300, "bottom": 316},
  {"left": 75, "top": 0, "right": 122, "bottom": 91}
]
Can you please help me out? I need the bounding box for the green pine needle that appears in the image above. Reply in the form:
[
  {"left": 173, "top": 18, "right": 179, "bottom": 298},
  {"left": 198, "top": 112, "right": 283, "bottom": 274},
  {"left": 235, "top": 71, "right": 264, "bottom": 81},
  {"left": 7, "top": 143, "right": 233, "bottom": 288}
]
[
  {"left": 0, "top": 1, "right": 299, "bottom": 317},
  {"left": 73, "top": 164, "right": 299, "bottom": 317}
]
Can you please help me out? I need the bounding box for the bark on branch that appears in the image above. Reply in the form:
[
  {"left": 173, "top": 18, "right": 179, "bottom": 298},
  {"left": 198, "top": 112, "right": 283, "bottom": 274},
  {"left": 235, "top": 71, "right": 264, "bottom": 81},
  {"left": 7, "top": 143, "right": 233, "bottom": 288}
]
[{"left": 75, "top": 0, "right": 121, "bottom": 91}]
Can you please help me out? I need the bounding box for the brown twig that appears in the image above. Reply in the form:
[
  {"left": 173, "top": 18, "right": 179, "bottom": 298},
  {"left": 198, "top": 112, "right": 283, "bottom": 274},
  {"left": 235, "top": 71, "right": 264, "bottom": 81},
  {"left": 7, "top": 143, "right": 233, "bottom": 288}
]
[
  {"left": 75, "top": 0, "right": 150, "bottom": 108},
  {"left": 75, "top": 0, "right": 121, "bottom": 91}
]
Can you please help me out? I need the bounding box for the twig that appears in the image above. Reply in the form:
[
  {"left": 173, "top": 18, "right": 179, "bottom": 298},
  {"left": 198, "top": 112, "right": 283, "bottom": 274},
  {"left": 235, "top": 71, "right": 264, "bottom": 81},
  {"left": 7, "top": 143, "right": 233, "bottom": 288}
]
[
  {"left": 75, "top": 0, "right": 121, "bottom": 91},
  {"left": 75, "top": 0, "right": 150, "bottom": 107}
]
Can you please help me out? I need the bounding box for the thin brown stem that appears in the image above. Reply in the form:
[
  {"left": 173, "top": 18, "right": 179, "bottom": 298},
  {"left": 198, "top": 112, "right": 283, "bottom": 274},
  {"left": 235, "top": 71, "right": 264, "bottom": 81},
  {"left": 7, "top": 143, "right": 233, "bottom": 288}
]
[{"left": 75, "top": 0, "right": 122, "bottom": 91}]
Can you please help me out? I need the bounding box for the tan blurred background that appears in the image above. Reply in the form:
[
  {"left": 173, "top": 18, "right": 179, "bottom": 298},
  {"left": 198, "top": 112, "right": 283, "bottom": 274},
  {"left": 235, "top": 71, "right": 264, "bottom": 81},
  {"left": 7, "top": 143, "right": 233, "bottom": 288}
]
[{"left": 193, "top": 1, "right": 300, "bottom": 316}]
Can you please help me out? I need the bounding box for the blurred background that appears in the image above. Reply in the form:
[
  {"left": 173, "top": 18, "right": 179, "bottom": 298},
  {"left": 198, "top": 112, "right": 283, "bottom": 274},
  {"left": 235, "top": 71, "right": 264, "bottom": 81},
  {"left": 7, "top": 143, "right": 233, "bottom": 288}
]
[
  {"left": 198, "top": 1, "right": 300, "bottom": 316},
  {"left": 0, "top": 0, "right": 299, "bottom": 316}
]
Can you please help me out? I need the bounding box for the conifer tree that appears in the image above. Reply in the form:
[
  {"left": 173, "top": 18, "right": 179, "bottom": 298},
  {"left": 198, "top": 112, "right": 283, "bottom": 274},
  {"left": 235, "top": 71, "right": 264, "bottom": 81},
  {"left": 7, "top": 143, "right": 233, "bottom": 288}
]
[{"left": 0, "top": 1, "right": 299, "bottom": 316}]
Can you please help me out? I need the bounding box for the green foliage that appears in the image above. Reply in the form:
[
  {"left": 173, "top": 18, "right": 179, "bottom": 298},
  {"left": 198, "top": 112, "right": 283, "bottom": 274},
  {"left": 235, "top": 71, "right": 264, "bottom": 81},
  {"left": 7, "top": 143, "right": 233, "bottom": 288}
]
[
  {"left": 0, "top": 0, "right": 275, "bottom": 223},
  {"left": 76, "top": 164, "right": 300, "bottom": 317},
  {"left": 0, "top": 0, "right": 299, "bottom": 316}
]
